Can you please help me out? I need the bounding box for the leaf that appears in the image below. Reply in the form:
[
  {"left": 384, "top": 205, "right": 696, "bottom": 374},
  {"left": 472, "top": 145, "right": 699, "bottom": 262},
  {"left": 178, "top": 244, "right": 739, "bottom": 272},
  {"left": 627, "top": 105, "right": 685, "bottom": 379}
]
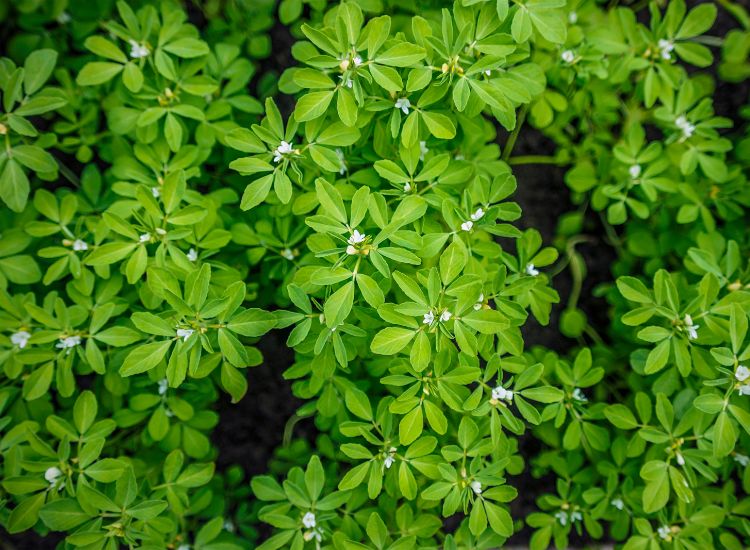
[
  {"left": 119, "top": 341, "right": 172, "bottom": 376},
  {"left": 0, "top": 158, "right": 29, "bottom": 212},
  {"left": 462, "top": 310, "right": 508, "bottom": 334},
  {"left": 604, "top": 404, "right": 639, "bottom": 429},
  {"left": 76, "top": 62, "right": 124, "bottom": 86},
  {"left": 295, "top": 91, "right": 334, "bottom": 121},
  {"left": 375, "top": 42, "right": 426, "bottom": 67},
  {"left": 399, "top": 406, "right": 423, "bottom": 445},
  {"left": 24, "top": 49, "right": 58, "bottom": 94},
  {"left": 371, "top": 327, "right": 416, "bottom": 355},
  {"left": 38, "top": 499, "right": 90, "bottom": 531},
  {"left": 163, "top": 38, "right": 209, "bottom": 58},
  {"left": 7, "top": 492, "right": 45, "bottom": 533},
  {"left": 345, "top": 388, "right": 373, "bottom": 420},
  {"left": 240, "top": 174, "right": 274, "bottom": 210},
  {"left": 421, "top": 111, "right": 456, "bottom": 139},
  {"left": 227, "top": 308, "right": 277, "bottom": 336}
]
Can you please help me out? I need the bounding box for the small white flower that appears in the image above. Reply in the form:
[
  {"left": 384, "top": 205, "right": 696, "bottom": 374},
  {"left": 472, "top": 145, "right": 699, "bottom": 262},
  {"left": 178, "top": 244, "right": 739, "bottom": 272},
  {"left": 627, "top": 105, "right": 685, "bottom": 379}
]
[
  {"left": 611, "top": 498, "right": 624, "bottom": 510},
  {"left": 440, "top": 310, "right": 452, "bottom": 322},
  {"left": 384, "top": 447, "right": 397, "bottom": 469},
  {"left": 658, "top": 39, "right": 674, "bottom": 60},
  {"left": 339, "top": 75, "right": 353, "bottom": 88},
  {"left": 11, "top": 330, "right": 31, "bottom": 349},
  {"left": 223, "top": 519, "right": 235, "bottom": 533},
  {"left": 735, "top": 365, "right": 750, "bottom": 382},
  {"left": 525, "top": 263, "right": 539, "bottom": 276},
  {"left": 152, "top": 187, "right": 160, "bottom": 198},
  {"left": 187, "top": 248, "right": 198, "bottom": 262},
  {"left": 57, "top": 11, "right": 71, "bottom": 24},
  {"left": 554, "top": 511, "right": 568, "bottom": 526},
  {"left": 348, "top": 230, "right": 366, "bottom": 245},
  {"left": 395, "top": 97, "right": 411, "bottom": 115},
  {"left": 484, "top": 69, "right": 492, "bottom": 76},
  {"left": 572, "top": 388, "right": 587, "bottom": 402},
  {"left": 302, "top": 511, "right": 316, "bottom": 529},
  {"left": 561, "top": 50, "right": 575, "bottom": 63},
  {"left": 492, "top": 385, "right": 513, "bottom": 402},
  {"left": 273, "top": 140, "right": 294, "bottom": 163},
  {"left": 470, "top": 480, "right": 482, "bottom": 495},
  {"left": 569, "top": 11, "right": 578, "bottom": 24},
  {"left": 72, "top": 239, "right": 88, "bottom": 251},
  {"left": 56, "top": 335, "right": 81, "bottom": 354},
  {"left": 739, "top": 384, "right": 750, "bottom": 396},
  {"left": 657, "top": 525, "right": 671, "bottom": 540},
  {"left": 45, "top": 466, "right": 62, "bottom": 484},
  {"left": 339, "top": 58, "right": 350, "bottom": 71},
  {"left": 454, "top": 153, "right": 465, "bottom": 160},
  {"left": 629, "top": 164, "right": 642, "bottom": 179},
  {"left": 461, "top": 220, "right": 473, "bottom": 232},
  {"left": 128, "top": 40, "right": 149, "bottom": 59},
  {"left": 675, "top": 115, "right": 696, "bottom": 139},
  {"left": 423, "top": 311, "right": 435, "bottom": 325},
  {"left": 176, "top": 545, "right": 190, "bottom": 550},
  {"left": 474, "top": 293, "right": 484, "bottom": 311},
  {"left": 158, "top": 379, "right": 168, "bottom": 396},
  {"left": 139, "top": 233, "right": 151, "bottom": 243},
  {"left": 176, "top": 328, "right": 194, "bottom": 342},
  {"left": 570, "top": 511, "right": 582, "bottom": 523},
  {"left": 403, "top": 182, "right": 412, "bottom": 193},
  {"left": 470, "top": 207, "right": 484, "bottom": 221},
  {"left": 280, "top": 248, "right": 295, "bottom": 261},
  {"left": 676, "top": 452, "right": 685, "bottom": 466},
  {"left": 165, "top": 408, "right": 174, "bottom": 418},
  {"left": 346, "top": 245, "right": 357, "bottom": 255},
  {"left": 335, "top": 148, "right": 347, "bottom": 175},
  {"left": 353, "top": 55, "right": 363, "bottom": 67},
  {"left": 734, "top": 453, "right": 749, "bottom": 467},
  {"left": 419, "top": 141, "right": 429, "bottom": 161},
  {"left": 683, "top": 314, "right": 699, "bottom": 340},
  {"left": 155, "top": 228, "right": 167, "bottom": 236}
]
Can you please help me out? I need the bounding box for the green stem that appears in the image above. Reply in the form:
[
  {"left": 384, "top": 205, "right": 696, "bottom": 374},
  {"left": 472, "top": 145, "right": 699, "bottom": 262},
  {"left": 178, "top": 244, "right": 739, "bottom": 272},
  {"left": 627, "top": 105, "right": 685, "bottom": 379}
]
[
  {"left": 502, "top": 104, "right": 528, "bottom": 162},
  {"left": 508, "top": 155, "right": 565, "bottom": 166}
]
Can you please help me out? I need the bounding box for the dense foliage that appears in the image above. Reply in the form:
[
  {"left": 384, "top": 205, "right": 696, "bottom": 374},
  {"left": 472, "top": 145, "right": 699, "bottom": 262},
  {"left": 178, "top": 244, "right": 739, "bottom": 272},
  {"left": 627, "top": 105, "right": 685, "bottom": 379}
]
[{"left": 0, "top": 0, "right": 749, "bottom": 549}]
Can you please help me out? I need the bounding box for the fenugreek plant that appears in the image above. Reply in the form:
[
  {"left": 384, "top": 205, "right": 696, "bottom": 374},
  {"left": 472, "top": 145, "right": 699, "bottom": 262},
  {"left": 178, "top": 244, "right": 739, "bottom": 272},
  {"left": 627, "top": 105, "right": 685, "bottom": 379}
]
[{"left": 1, "top": 0, "right": 750, "bottom": 549}]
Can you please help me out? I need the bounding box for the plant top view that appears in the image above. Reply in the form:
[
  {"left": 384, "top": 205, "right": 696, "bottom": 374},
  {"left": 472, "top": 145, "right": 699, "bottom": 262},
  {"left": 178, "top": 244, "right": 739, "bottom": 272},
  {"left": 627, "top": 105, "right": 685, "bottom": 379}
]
[{"left": 0, "top": 0, "right": 749, "bottom": 548}]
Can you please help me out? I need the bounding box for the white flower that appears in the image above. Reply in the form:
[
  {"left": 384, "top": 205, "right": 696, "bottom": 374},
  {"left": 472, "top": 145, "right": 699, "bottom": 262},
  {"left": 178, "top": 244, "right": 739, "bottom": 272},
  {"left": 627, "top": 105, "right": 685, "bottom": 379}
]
[
  {"left": 72, "top": 239, "right": 88, "bottom": 251},
  {"left": 419, "top": 140, "right": 429, "bottom": 161},
  {"left": 11, "top": 330, "right": 31, "bottom": 349},
  {"left": 165, "top": 409, "right": 174, "bottom": 418},
  {"left": 657, "top": 525, "right": 671, "bottom": 540},
  {"left": 683, "top": 314, "right": 699, "bottom": 340},
  {"left": 569, "top": 11, "right": 578, "bottom": 23},
  {"left": 474, "top": 293, "right": 484, "bottom": 311},
  {"left": 454, "top": 153, "right": 465, "bottom": 160},
  {"left": 611, "top": 498, "right": 624, "bottom": 510},
  {"left": 484, "top": 69, "right": 492, "bottom": 76},
  {"left": 395, "top": 98, "right": 411, "bottom": 115},
  {"left": 223, "top": 519, "right": 235, "bottom": 532},
  {"left": 470, "top": 480, "right": 482, "bottom": 495},
  {"left": 45, "top": 466, "right": 62, "bottom": 484},
  {"left": 273, "top": 140, "right": 294, "bottom": 163},
  {"left": 470, "top": 208, "right": 484, "bottom": 221},
  {"left": 629, "top": 164, "right": 642, "bottom": 179},
  {"left": 129, "top": 39, "right": 149, "bottom": 59},
  {"left": 335, "top": 148, "right": 347, "bottom": 174},
  {"left": 281, "top": 248, "right": 295, "bottom": 261},
  {"left": 676, "top": 452, "right": 685, "bottom": 466},
  {"left": 734, "top": 453, "right": 749, "bottom": 467},
  {"left": 57, "top": 11, "right": 71, "bottom": 24},
  {"left": 302, "top": 511, "right": 316, "bottom": 529},
  {"left": 56, "top": 335, "right": 81, "bottom": 354},
  {"left": 570, "top": 511, "right": 582, "bottom": 523},
  {"left": 735, "top": 365, "right": 750, "bottom": 382},
  {"left": 572, "top": 388, "right": 587, "bottom": 402},
  {"left": 561, "top": 50, "right": 575, "bottom": 63},
  {"left": 384, "top": 447, "right": 397, "bottom": 469},
  {"left": 152, "top": 186, "right": 160, "bottom": 198},
  {"left": 176, "top": 545, "right": 191, "bottom": 550},
  {"left": 187, "top": 248, "right": 198, "bottom": 262},
  {"left": 139, "top": 233, "right": 151, "bottom": 243},
  {"left": 353, "top": 55, "right": 363, "bottom": 67},
  {"left": 346, "top": 245, "right": 357, "bottom": 255},
  {"left": 155, "top": 228, "right": 167, "bottom": 236},
  {"left": 525, "top": 263, "right": 539, "bottom": 276},
  {"left": 675, "top": 115, "right": 696, "bottom": 139},
  {"left": 492, "top": 385, "right": 513, "bottom": 402},
  {"left": 340, "top": 75, "right": 353, "bottom": 88},
  {"left": 403, "top": 182, "right": 412, "bottom": 193},
  {"left": 348, "top": 230, "right": 366, "bottom": 245},
  {"left": 176, "top": 328, "right": 194, "bottom": 342},
  {"left": 658, "top": 39, "right": 674, "bottom": 60},
  {"left": 158, "top": 379, "right": 168, "bottom": 396},
  {"left": 739, "top": 384, "right": 750, "bottom": 396},
  {"left": 423, "top": 311, "right": 435, "bottom": 325},
  {"left": 554, "top": 511, "right": 568, "bottom": 526},
  {"left": 440, "top": 310, "right": 452, "bottom": 322},
  {"left": 461, "top": 220, "right": 473, "bottom": 231}
]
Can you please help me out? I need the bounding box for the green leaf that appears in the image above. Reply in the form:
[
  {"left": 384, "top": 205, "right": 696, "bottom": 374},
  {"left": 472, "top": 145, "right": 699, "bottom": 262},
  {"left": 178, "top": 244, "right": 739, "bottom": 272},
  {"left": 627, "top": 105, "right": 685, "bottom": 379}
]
[
  {"left": 227, "top": 308, "right": 277, "bottom": 337},
  {"left": 295, "top": 91, "right": 334, "bottom": 121},
  {"left": 375, "top": 43, "right": 425, "bottom": 67},
  {"left": 38, "top": 499, "right": 90, "bottom": 531},
  {"left": 399, "top": 406, "right": 423, "bottom": 445},
  {"left": 604, "top": 404, "right": 639, "bottom": 429},
  {"left": 371, "top": 327, "right": 416, "bottom": 355},
  {"left": 24, "top": 49, "right": 58, "bottom": 94},
  {"left": 76, "top": 62, "right": 124, "bottom": 86},
  {"left": 0, "top": 158, "right": 29, "bottom": 212},
  {"left": 120, "top": 340, "right": 172, "bottom": 377}
]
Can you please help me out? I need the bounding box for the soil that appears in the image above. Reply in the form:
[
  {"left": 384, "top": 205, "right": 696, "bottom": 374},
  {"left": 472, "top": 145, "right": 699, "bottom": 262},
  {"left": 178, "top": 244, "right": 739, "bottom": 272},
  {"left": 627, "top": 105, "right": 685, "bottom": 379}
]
[{"left": 2, "top": 2, "right": 743, "bottom": 549}]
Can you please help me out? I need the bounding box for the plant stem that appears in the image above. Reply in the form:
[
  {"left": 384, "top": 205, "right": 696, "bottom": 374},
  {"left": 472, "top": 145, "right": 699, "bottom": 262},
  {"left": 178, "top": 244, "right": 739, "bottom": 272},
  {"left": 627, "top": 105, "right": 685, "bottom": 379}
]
[
  {"left": 502, "top": 104, "right": 528, "bottom": 162},
  {"left": 508, "top": 155, "right": 565, "bottom": 166}
]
